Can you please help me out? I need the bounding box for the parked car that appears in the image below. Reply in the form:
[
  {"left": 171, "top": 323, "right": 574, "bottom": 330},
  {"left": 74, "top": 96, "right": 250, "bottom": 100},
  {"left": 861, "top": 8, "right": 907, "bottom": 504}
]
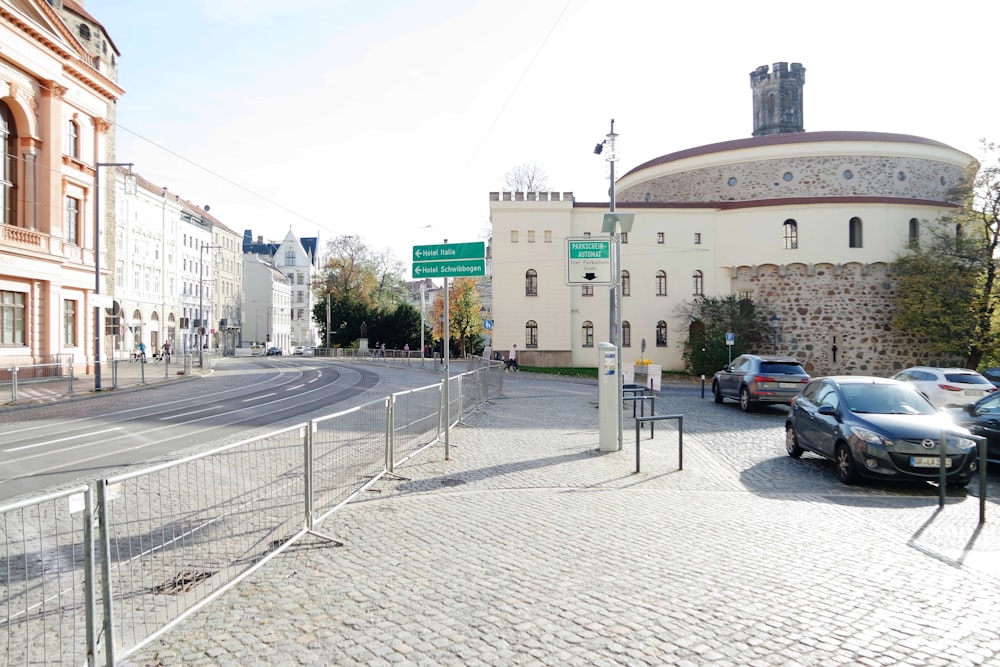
[
  {"left": 303, "top": 346, "right": 316, "bottom": 356},
  {"left": 292, "top": 346, "right": 305, "bottom": 355},
  {"left": 712, "top": 354, "right": 810, "bottom": 411},
  {"left": 785, "top": 376, "right": 978, "bottom": 486},
  {"left": 890, "top": 366, "right": 996, "bottom": 408},
  {"left": 980, "top": 367, "right": 1000, "bottom": 388},
  {"left": 951, "top": 391, "right": 1000, "bottom": 463},
  {"left": 266, "top": 346, "right": 283, "bottom": 356}
]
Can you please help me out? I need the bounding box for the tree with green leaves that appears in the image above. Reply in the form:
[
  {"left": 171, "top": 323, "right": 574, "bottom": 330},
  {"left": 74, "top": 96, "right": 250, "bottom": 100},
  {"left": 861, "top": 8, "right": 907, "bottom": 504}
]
[
  {"left": 430, "top": 277, "right": 484, "bottom": 357},
  {"left": 674, "top": 295, "right": 772, "bottom": 376},
  {"left": 313, "top": 234, "right": 416, "bottom": 348},
  {"left": 892, "top": 140, "right": 1000, "bottom": 369}
]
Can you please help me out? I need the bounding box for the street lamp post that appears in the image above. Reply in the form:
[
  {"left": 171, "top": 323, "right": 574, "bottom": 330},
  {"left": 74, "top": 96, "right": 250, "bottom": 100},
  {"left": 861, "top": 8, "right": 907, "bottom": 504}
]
[
  {"left": 198, "top": 243, "right": 221, "bottom": 367},
  {"left": 769, "top": 314, "right": 781, "bottom": 353},
  {"left": 93, "top": 162, "right": 135, "bottom": 390}
]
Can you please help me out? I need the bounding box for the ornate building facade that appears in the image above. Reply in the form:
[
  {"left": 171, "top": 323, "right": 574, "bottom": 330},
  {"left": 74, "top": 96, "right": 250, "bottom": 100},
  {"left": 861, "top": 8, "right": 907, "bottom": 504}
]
[{"left": 1, "top": 0, "right": 122, "bottom": 373}]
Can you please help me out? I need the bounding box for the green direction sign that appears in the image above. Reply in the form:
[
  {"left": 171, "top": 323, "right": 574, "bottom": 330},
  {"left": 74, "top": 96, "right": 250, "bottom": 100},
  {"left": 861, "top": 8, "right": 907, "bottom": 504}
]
[
  {"left": 413, "top": 242, "right": 485, "bottom": 262},
  {"left": 566, "top": 237, "right": 612, "bottom": 285},
  {"left": 412, "top": 259, "right": 486, "bottom": 278}
]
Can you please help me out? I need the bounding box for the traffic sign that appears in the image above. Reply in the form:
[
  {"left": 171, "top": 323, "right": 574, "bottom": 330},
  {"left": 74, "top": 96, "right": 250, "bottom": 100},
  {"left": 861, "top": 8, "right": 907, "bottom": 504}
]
[
  {"left": 412, "top": 259, "right": 486, "bottom": 278},
  {"left": 726, "top": 332, "right": 735, "bottom": 346},
  {"left": 566, "top": 237, "right": 612, "bottom": 285},
  {"left": 483, "top": 319, "right": 494, "bottom": 330},
  {"left": 413, "top": 242, "right": 485, "bottom": 262}
]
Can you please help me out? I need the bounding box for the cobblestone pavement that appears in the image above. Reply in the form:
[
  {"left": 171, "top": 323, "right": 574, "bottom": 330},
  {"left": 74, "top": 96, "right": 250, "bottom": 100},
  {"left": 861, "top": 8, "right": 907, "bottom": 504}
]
[{"left": 111, "top": 370, "right": 1000, "bottom": 667}]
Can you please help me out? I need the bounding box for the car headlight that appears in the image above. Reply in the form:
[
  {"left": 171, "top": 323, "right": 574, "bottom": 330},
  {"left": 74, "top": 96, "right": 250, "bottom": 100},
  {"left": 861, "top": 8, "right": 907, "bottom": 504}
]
[
  {"left": 849, "top": 426, "right": 893, "bottom": 447},
  {"left": 951, "top": 436, "right": 976, "bottom": 450}
]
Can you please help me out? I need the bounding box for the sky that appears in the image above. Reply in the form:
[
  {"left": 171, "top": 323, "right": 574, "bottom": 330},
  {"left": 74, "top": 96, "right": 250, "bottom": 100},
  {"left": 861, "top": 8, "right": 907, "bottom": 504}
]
[{"left": 83, "top": 0, "right": 1000, "bottom": 274}]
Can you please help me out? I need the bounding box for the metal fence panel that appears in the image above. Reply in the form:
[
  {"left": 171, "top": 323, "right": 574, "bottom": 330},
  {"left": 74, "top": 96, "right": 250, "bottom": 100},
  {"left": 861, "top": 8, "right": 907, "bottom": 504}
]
[
  {"left": 310, "top": 399, "right": 391, "bottom": 524},
  {"left": 0, "top": 486, "right": 94, "bottom": 666},
  {"left": 391, "top": 384, "right": 444, "bottom": 466},
  {"left": 100, "top": 424, "right": 308, "bottom": 663}
]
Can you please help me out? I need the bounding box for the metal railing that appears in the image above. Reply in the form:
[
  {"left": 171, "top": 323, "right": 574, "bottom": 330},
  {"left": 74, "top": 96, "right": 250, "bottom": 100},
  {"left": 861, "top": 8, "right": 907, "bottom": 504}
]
[{"left": 0, "top": 364, "right": 500, "bottom": 666}]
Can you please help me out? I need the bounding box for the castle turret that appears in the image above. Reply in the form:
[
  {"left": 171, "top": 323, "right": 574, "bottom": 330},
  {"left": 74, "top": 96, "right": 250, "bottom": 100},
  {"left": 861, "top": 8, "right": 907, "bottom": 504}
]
[{"left": 750, "top": 62, "right": 805, "bottom": 136}]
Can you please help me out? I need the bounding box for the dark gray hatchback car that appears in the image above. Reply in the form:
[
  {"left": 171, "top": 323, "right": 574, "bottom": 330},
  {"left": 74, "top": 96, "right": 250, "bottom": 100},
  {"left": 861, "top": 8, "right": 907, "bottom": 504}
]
[{"left": 712, "top": 354, "right": 810, "bottom": 411}]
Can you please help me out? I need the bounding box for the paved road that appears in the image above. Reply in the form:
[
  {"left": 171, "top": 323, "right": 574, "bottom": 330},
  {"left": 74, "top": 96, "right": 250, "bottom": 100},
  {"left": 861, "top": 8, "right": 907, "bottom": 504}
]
[
  {"left": 0, "top": 357, "right": 412, "bottom": 502},
  {"left": 118, "top": 370, "right": 1000, "bottom": 666}
]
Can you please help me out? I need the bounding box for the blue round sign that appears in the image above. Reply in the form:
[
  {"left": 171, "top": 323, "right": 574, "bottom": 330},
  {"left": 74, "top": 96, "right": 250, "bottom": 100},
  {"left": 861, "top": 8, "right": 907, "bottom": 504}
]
[{"left": 483, "top": 319, "right": 494, "bottom": 330}]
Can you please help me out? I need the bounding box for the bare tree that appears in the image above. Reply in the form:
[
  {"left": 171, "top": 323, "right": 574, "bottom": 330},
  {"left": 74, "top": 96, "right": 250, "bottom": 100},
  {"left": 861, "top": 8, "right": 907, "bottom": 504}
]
[{"left": 503, "top": 162, "right": 549, "bottom": 193}]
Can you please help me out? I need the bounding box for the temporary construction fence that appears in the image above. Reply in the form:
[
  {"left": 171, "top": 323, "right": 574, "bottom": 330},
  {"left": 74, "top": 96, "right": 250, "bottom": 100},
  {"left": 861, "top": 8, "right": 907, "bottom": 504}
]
[{"left": 0, "top": 361, "right": 504, "bottom": 666}]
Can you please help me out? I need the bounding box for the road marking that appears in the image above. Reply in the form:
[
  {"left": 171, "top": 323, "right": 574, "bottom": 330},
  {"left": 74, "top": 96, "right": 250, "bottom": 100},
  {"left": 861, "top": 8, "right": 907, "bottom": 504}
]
[
  {"left": 159, "top": 406, "right": 221, "bottom": 420},
  {"left": 4, "top": 427, "right": 121, "bottom": 452}
]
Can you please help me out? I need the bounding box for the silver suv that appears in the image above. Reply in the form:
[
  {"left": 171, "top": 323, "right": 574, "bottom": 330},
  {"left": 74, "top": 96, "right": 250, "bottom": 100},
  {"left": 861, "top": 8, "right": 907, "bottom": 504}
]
[{"left": 712, "top": 354, "right": 810, "bottom": 412}]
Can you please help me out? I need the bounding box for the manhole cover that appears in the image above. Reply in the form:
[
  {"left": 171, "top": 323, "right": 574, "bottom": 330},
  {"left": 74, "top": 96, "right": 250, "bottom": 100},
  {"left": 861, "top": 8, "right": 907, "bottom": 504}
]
[{"left": 152, "top": 569, "right": 215, "bottom": 595}]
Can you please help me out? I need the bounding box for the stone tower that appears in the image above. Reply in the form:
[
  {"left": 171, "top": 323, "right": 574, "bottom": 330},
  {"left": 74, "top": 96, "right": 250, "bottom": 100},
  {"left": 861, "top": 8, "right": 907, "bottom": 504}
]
[{"left": 750, "top": 62, "right": 805, "bottom": 136}]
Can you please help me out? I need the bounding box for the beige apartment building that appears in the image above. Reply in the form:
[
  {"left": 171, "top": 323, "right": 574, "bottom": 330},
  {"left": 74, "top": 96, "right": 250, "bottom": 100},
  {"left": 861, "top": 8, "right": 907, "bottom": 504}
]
[{"left": 489, "top": 63, "right": 975, "bottom": 377}]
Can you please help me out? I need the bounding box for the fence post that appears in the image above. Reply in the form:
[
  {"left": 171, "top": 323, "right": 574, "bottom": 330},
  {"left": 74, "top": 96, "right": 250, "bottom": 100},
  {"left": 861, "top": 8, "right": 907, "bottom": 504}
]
[
  {"left": 96, "top": 481, "right": 118, "bottom": 667},
  {"left": 10, "top": 365, "right": 17, "bottom": 402},
  {"left": 304, "top": 420, "right": 315, "bottom": 531},
  {"left": 83, "top": 485, "right": 99, "bottom": 665},
  {"left": 386, "top": 395, "right": 395, "bottom": 473}
]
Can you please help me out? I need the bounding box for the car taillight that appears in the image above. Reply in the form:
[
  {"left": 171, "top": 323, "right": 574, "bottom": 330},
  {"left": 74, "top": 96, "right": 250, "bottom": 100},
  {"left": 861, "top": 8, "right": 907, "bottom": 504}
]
[
  {"left": 937, "top": 384, "right": 965, "bottom": 392},
  {"left": 753, "top": 375, "right": 775, "bottom": 384}
]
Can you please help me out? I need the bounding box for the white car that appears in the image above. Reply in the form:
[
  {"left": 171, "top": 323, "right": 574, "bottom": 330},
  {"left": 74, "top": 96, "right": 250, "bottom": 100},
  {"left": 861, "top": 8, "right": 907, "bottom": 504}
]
[
  {"left": 292, "top": 346, "right": 305, "bottom": 355},
  {"left": 890, "top": 366, "right": 997, "bottom": 408}
]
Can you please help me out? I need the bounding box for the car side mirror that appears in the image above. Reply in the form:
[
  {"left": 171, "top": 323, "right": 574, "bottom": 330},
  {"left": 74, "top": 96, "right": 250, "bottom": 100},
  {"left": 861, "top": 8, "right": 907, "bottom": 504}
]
[{"left": 817, "top": 404, "right": 840, "bottom": 419}]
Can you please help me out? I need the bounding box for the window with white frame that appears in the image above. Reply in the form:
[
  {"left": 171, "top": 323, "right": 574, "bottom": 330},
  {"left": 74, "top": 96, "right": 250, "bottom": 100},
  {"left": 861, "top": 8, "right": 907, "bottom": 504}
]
[
  {"left": 64, "top": 196, "right": 80, "bottom": 245},
  {"left": 1, "top": 290, "right": 26, "bottom": 346},
  {"left": 582, "top": 320, "right": 594, "bottom": 347},
  {"left": 63, "top": 299, "right": 77, "bottom": 346}
]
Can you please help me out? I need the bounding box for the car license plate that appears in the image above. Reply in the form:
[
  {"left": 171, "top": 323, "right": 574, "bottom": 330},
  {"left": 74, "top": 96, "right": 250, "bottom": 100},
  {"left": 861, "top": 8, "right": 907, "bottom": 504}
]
[
  {"left": 965, "top": 390, "right": 983, "bottom": 396},
  {"left": 778, "top": 382, "right": 798, "bottom": 389},
  {"left": 910, "top": 456, "right": 951, "bottom": 468}
]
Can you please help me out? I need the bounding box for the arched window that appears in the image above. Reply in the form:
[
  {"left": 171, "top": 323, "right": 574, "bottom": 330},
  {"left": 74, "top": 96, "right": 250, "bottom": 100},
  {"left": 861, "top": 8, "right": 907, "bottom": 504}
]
[
  {"left": 582, "top": 320, "right": 594, "bottom": 347},
  {"left": 1, "top": 101, "right": 18, "bottom": 226},
  {"left": 525, "top": 269, "right": 538, "bottom": 296},
  {"left": 525, "top": 320, "right": 538, "bottom": 348},
  {"left": 622, "top": 321, "right": 631, "bottom": 347},
  {"left": 656, "top": 270, "right": 667, "bottom": 296},
  {"left": 849, "top": 217, "right": 863, "bottom": 248},
  {"left": 621, "top": 270, "right": 630, "bottom": 296},
  {"left": 693, "top": 270, "right": 704, "bottom": 296},
  {"left": 656, "top": 321, "right": 668, "bottom": 347},
  {"left": 783, "top": 219, "right": 798, "bottom": 249},
  {"left": 908, "top": 218, "right": 919, "bottom": 246}
]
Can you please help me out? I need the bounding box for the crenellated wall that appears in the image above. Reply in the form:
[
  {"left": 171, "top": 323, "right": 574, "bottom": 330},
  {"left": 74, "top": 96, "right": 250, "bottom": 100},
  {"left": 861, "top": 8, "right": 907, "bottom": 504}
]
[
  {"left": 490, "top": 191, "right": 575, "bottom": 202},
  {"left": 732, "top": 262, "right": 962, "bottom": 376}
]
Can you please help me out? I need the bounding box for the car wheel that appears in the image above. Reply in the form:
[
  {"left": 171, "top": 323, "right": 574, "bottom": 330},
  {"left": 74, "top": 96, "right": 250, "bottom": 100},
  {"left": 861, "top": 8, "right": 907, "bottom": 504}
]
[
  {"left": 739, "top": 386, "right": 754, "bottom": 412},
  {"left": 785, "top": 425, "right": 803, "bottom": 458},
  {"left": 835, "top": 442, "right": 859, "bottom": 484},
  {"left": 713, "top": 382, "right": 723, "bottom": 404}
]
